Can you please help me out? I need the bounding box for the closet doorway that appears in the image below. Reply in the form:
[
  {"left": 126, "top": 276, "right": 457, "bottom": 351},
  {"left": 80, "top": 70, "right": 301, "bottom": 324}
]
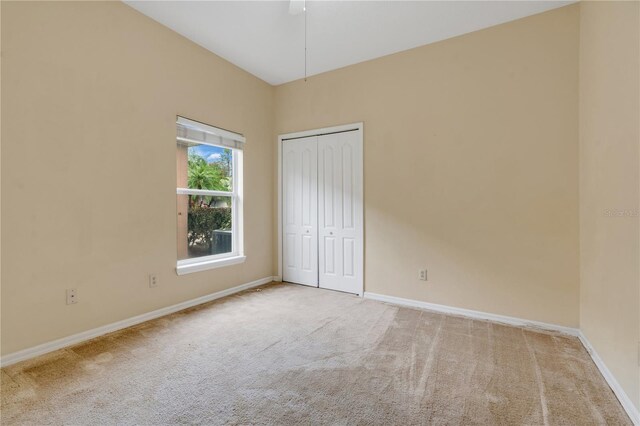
[{"left": 278, "top": 123, "right": 364, "bottom": 296}]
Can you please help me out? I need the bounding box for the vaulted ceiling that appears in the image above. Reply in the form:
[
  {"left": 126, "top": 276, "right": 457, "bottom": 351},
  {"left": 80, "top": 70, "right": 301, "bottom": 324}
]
[{"left": 124, "top": 1, "right": 574, "bottom": 85}]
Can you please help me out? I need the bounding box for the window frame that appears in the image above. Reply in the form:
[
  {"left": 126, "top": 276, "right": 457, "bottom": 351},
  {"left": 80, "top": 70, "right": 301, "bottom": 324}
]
[{"left": 176, "top": 123, "right": 244, "bottom": 275}]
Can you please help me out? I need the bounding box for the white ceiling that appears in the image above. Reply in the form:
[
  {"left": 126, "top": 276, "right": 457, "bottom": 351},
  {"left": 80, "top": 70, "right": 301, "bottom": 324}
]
[{"left": 124, "top": 1, "right": 574, "bottom": 85}]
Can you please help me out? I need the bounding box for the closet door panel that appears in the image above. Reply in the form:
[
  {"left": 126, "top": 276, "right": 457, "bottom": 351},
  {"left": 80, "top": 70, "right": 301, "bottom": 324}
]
[
  {"left": 282, "top": 137, "right": 318, "bottom": 286},
  {"left": 318, "top": 131, "right": 362, "bottom": 295},
  {"left": 343, "top": 238, "right": 355, "bottom": 277},
  {"left": 323, "top": 236, "right": 336, "bottom": 275}
]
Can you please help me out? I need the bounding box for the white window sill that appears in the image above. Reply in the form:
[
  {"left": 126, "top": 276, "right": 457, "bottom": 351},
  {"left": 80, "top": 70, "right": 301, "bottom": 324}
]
[{"left": 176, "top": 255, "right": 246, "bottom": 276}]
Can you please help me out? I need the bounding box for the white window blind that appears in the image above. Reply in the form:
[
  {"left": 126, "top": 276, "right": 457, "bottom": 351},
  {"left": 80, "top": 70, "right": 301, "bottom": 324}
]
[{"left": 176, "top": 116, "right": 245, "bottom": 150}]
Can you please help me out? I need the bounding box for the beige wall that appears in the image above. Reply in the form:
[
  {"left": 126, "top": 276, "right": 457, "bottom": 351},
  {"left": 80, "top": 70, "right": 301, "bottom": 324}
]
[
  {"left": 1, "top": 1, "right": 274, "bottom": 355},
  {"left": 579, "top": 0, "right": 640, "bottom": 410},
  {"left": 275, "top": 5, "right": 580, "bottom": 327}
]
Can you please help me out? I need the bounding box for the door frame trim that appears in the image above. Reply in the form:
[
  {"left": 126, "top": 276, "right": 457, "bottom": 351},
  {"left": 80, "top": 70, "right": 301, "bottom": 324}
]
[{"left": 277, "top": 122, "right": 364, "bottom": 296}]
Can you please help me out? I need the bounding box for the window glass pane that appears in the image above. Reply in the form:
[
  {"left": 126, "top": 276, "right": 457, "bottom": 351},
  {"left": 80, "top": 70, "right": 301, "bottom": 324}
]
[
  {"left": 176, "top": 141, "right": 233, "bottom": 191},
  {"left": 177, "top": 195, "right": 233, "bottom": 261}
]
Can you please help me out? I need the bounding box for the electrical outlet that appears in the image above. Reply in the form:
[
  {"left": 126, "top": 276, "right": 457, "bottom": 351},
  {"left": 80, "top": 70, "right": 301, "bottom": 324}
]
[
  {"left": 419, "top": 269, "right": 427, "bottom": 281},
  {"left": 149, "top": 274, "right": 158, "bottom": 288},
  {"left": 66, "top": 288, "right": 78, "bottom": 305}
]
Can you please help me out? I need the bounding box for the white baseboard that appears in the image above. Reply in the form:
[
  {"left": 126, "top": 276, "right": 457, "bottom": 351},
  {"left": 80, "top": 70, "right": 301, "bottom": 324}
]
[
  {"left": 578, "top": 331, "right": 639, "bottom": 425},
  {"left": 0, "top": 276, "right": 275, "bottom": 368},
  {"left": 364, "top": 291, "right": 637, "bottom": 425},
  {"left": 364, "top": 292, "right": 579, "bottom": 336}
]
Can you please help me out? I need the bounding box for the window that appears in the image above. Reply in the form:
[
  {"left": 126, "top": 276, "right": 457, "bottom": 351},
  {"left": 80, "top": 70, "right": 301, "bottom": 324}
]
[{"left": 176, "top": 117, "right": 244, "bottom": 275}]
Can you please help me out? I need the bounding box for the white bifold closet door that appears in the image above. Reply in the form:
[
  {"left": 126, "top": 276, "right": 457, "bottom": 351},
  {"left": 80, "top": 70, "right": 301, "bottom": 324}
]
[
  {"left": 282, "top": 129, "right": 362, "bottom": 295},
  {"left": 282, "top": 136, "right": 318, "bottom": 287},
  {"left": 317, "top": 131, "right": 362, "bottom": 295}
]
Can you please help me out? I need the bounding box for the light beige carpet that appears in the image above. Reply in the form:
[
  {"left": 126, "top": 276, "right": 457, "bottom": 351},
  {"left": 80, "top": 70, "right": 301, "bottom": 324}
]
[{"left": 1, "top": 283, "right": 631, "bottom": 425}]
